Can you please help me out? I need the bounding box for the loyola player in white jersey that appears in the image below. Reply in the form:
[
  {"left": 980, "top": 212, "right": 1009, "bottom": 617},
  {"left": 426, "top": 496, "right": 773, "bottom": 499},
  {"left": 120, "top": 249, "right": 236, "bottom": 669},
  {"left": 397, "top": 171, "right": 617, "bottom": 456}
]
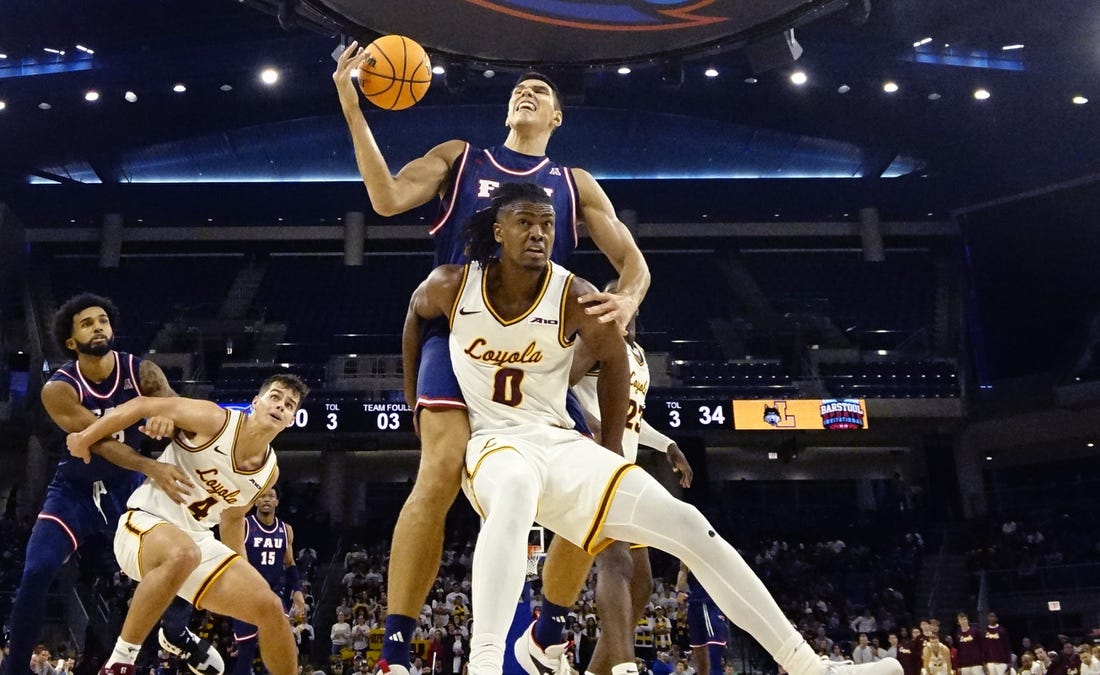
[
  {"left": 403, "top": 182, "right": 904, "bottom": 675},
  {"left": 539, "top": 279, "right": 694, "bottom": 675},
  {"left": 66, "top": 375, "right": 309, "bottom": 675}
]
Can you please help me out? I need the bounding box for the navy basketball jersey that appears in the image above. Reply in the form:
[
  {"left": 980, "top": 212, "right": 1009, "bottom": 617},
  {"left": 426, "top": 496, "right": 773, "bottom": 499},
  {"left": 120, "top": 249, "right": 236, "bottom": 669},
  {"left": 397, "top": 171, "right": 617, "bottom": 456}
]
[
  {"left": 245, "top": 514, "right": 288, "bottom": 592},
  {"left": 686, "top": 569, "right": 715, "bottom": 605},
  {"left": 48, "top": 351, "right": 147, "bottom": 486},
  {"left": 429, "top": 144, "right": 578, "bottom": 266}
]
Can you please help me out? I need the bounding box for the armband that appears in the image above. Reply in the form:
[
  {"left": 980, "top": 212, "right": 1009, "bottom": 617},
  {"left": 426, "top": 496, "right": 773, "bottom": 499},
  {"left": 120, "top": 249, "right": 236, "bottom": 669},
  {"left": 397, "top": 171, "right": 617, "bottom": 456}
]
[{"left": 286, "top": 564, "right": 302, "bottom": 592}]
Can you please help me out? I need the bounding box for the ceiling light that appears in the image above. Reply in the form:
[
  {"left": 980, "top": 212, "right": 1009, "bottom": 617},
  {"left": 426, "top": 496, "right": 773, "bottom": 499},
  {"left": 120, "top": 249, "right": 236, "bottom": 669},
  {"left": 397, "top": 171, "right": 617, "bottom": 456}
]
[
  {"left": 260, "top": 68, "right": 279, "bottom": 84},
  {"left": 84, "top": 90, "right": 99, "bottom": 102},
  {"left": 1001, "top": 44, "right": 1024, "bottom": 51},
  {"left": 39, "top": 102, "right": 51, "bottom": 110},
  {"left": 220, "top": 84, "right": 233, "bottom": 92},
  {"left": 744, "top": 77, "right": 758, "bottom": 84},
  {"left": 0, "top": 100, "right": 5, "bottom": 111},
  {"left": 790, "top": 70, "right": 808, "bottom": 85},
  {"left": 837, "top": 84, "right": 851, "bottom": 94},
  {"left": 1088, "top": 442, "right": 1095, "bottom": 448},
  {"left": 617, "top": 66, "right": 631, "bottom": 75},
  {"left": 985, "top": 456, "right": 992, "bottom": 461},
  {"left": 928, "top": 92, "right": 941, "bottom": 100},
  {"left": 704, "top": 67, "right": 718, "bottom": 78},
  {"left": 432, "top": 65, "right": 445, "bottom": 75},
  {"left": 483, "top": 69, "right": 495, "bottom": 78},
  {"left": 0, "top": 53, "right": 7, "bottom": 59},
  {"left": 124, "top": 91, "right": 138, "bottom": 103},
  {"left": 883, "top": 81, "right": 899, "bottom": 93},
  {"left": 973, "top": 88, "right": 991, "bottom": 100},
  {"left": 173, "top": 83, "right": 186, "bottom": 93},
  {"left": 75, "top": 44, "right": 94, "bottom": 54},
  {"left": 913, "top": 37, "right": 932, "bottom": 48},
  {"left": 43, "top": 47, "right": 65, "bottom": 55},
  {"left": 1072, "top": 95, "right": 1088, "bottom": 105}
]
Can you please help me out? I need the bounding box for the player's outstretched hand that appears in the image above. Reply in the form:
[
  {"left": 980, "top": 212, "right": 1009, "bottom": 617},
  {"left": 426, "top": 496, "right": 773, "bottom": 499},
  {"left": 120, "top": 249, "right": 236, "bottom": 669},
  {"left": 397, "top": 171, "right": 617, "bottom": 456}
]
[
  {"left": 577, "top": 290, "right": 638, "bottom": 335},
  {"left": 66, "top": 432, "right": 92, "bottom": 464},
  {"left": 332, "top": 41, "right": 370, "bottom": 110},
  {"left": 291, "top": 596, "right": 307, "bottom": 621},
  {"left": 666, "top": 442, "right": 694, "bottom": 488},
  {"left": 139, "top": 415, "right": 175, "bottom": 440},
  {"left": 147, "top": 462, "right": 195, "bottom": 504}
]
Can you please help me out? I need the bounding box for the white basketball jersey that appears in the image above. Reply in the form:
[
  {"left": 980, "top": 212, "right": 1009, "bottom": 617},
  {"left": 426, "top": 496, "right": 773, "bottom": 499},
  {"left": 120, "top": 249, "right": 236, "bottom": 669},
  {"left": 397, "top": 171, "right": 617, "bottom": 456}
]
[
  {"left": 127, "top": 409, "right": 278, "bottom": 533},
  {"left": 571, "top": 340, "right": 651, "bottom": 462},
  {"left": 449, "top": 261, "right": 576, "bottom": 434}
]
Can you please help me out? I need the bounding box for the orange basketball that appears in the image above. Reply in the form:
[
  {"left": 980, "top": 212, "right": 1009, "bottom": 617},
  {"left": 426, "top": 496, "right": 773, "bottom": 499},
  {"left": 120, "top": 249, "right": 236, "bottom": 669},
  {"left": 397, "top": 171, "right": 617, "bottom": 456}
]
[{"left": 357, "top": 35, "right": 432, "bottom": 111}]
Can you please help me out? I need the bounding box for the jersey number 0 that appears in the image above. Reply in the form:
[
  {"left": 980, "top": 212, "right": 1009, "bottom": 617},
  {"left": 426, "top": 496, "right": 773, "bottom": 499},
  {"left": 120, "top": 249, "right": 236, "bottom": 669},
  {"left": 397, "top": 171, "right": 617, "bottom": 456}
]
[{"left": 492, "top": 368, "right": 525, "bottom": 407}]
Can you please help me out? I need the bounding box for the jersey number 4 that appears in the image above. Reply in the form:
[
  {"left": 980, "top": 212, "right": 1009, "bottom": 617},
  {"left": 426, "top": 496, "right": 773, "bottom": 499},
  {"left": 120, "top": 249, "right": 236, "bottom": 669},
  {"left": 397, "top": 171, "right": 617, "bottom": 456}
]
[{"left": 188, "top": 496, "right": 218, "bottom": 521}]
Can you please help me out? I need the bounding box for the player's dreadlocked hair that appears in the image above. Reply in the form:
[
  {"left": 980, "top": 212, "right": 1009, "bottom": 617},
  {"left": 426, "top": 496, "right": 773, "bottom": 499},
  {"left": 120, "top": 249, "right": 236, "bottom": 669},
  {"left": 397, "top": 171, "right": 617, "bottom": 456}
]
[{"left": 464, "top": 182, "right": 554, "bottom": 265}]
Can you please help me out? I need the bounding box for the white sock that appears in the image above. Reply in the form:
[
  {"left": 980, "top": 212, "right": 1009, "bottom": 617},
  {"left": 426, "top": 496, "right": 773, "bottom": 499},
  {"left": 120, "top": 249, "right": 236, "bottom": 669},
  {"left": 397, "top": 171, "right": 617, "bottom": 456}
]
[
  {"left": 467, "top": 449, "right": 541, "bottom": 675},
  {"left": 612, "top": 663, "right": 639, "bottom": 675},
  {"left": 600, "top": 470, "right": 822, "bottom": 675},
  {"left": 110, "top": 638, "right": 142, "bottom": 666}
]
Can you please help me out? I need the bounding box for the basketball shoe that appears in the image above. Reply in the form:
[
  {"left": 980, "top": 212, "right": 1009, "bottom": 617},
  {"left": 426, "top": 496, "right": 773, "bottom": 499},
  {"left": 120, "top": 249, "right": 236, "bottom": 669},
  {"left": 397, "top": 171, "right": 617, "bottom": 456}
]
[
  {"left": 513, "top": 622, "right": 572, "bottom": 675},
  {"left": 98, "top": 664, "right": 136, "bottom": 675},
  {"left": 158, "top": 627, "right": 225, "bottom": 675}
]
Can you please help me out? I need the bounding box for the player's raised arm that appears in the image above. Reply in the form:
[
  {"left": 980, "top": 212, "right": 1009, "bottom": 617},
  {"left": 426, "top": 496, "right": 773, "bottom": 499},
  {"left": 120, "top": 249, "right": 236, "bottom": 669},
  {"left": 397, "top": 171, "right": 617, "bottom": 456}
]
[
  {"left": 572, "top": 168, "right": 651, "bottom": 333},
  {"left": 402, "top": 265, "right": 465, "bottom": 408},
  {"left": 333, "top": 41, "right": 465, "bottom": 217},
  {"left": 67, "top": 396, "right": 227, "bottom": 460},
  {"left": 567, "top": 276, "right": 630, "bottom": 455},
  {"left": 41, "top": 378, "right": 195, "bottom": 502}
]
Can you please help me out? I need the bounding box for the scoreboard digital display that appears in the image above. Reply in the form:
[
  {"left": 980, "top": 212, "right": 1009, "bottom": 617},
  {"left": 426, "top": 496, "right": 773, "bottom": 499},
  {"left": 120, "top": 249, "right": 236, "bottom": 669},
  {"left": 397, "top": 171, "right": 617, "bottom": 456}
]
[
  {"left": 219, "top": 394, "right": 866, "bottom": 436},
  {"left": 647, "top": 396, "right": 869, "bottom": 431},
  {"left": 220, "top": 399, "right": 416, "bottom": 434}
]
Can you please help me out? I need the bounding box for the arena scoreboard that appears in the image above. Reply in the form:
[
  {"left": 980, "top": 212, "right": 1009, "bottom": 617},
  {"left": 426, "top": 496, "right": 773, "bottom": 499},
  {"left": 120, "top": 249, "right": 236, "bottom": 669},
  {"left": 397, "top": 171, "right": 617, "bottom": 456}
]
[
  {"left": 220, "top": 399, "right": 415, "bottom": 434},
  {"left": 646, "top": 395, "right": 869, "bottom": 431},
  {"left": 220, "top": 394, "right": 867, "bottom": 436}
]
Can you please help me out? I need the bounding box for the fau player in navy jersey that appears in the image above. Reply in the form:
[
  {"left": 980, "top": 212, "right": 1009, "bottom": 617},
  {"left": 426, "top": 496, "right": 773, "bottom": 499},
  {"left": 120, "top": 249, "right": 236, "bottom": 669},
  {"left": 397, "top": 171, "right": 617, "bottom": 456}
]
[
  {"left": 233, "top": 487, "right": 306, "bottom": 675},
  {"left": 3, "top": 294, "right": 220, "bottom": 675},
  {"left": 426, "top": 143, "right": 578, "bottom": 267},
  {"left": 678, "top": 563, "right": 729, "bottom": 675},
  {"left": 334, "top": 45, "right": 651, "bottom": 674}
]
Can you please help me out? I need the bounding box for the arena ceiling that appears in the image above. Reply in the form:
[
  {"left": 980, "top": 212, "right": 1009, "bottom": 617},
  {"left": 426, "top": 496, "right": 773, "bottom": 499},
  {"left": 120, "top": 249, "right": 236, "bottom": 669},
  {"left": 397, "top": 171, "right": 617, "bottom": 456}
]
[{"left": 0, "top": 0, "right": 1097, "bottom": 220}]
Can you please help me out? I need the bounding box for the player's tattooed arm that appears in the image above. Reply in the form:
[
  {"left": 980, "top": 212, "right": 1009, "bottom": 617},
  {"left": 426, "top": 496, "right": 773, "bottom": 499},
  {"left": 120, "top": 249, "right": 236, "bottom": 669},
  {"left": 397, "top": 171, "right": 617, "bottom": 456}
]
[
  {"left": 43, "top": 379, "right": 194, "bottom": 502},
  {"left": 139, "top": 359, "right": 178, "bottom": 439}
]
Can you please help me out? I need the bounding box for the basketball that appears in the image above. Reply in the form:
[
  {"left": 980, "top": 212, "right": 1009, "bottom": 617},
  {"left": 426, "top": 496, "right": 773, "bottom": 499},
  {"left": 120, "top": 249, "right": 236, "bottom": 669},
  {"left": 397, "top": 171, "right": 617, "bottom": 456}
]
[{"left": 357, "top": 35, "right": 432, "bottom": 111}]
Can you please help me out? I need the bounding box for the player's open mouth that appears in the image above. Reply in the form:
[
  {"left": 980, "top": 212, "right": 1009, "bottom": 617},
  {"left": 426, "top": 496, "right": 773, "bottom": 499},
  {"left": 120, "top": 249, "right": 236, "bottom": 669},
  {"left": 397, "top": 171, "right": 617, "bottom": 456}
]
[{"left": 515, "top": 100, "right": 536, "bottom": 112}]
